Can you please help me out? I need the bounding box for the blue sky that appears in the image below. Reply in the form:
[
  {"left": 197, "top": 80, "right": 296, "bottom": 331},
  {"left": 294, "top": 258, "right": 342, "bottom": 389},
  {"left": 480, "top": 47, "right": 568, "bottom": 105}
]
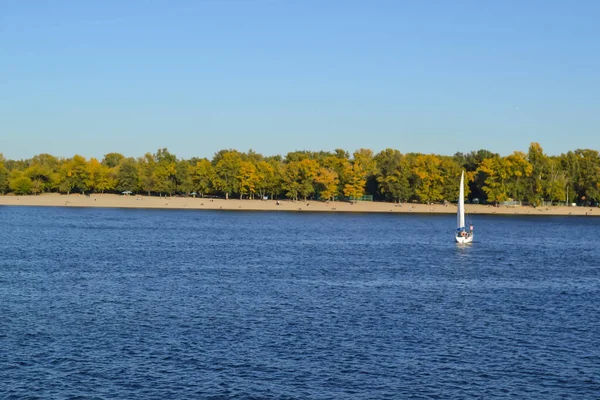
[{"left": 1, "top": 0, "right": 598, "bottom": 160}]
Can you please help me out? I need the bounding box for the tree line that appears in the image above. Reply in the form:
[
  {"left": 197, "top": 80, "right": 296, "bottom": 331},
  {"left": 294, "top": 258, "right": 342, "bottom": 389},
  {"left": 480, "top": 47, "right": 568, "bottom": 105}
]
[{"left": 0, "top": 143, "right": 599, "bottom": 206}]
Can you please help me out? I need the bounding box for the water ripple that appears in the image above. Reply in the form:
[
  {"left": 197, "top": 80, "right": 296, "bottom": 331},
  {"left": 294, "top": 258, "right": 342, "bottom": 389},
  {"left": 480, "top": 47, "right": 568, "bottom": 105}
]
[{"left": 0, "top": 208, "right": 599, "bottom": 398}]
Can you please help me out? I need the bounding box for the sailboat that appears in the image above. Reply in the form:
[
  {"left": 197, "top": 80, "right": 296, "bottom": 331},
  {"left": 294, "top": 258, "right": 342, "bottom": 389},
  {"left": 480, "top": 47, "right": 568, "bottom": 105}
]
[{"left": 455, "top": 170, "right": 474, "bottom": 244}]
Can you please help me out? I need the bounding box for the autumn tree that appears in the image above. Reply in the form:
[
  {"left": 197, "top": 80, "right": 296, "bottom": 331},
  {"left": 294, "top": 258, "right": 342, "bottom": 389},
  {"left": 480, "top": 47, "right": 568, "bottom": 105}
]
[
  {"left": 2, "top": 144, "right": 600, "bottom": 205},
  {"left": 138, "top": 153, "right": 156, "bottom": 195},
  {"left": 504, "top": 151, "right": 532, "bottom": 201},
  {"left": 153, "top": 161, "right": 177, "bottom": 195},
  {"left": 280, "top": 157, "right": 319, "bottom": 201},
  {"left": 281, "top": 161, "right": 301, "bottom": 201},
  {"left": 152, "top": 148, "right": 178, "bottom": 195},
  {"left": 525, "top": 142, "right": 549, "bottom": 206},
  {"left": 342, "top": 150, "right": 375, "bottom": 201},
  {"left": 343, "top": 163, "right": 366, "bottom": 201},
  {"left": 212, "top": 150, "right": 242, "bottom": 199},
  {"left": 25, "top": 154, "right": 58, "bottom": 193},
  {"left": 0, "top": 159, "right": 8, "bottom": 194},
  {"left": 323, "top": 151, "right": 351, "bottom": 198},
  {"left": 315, "top": 167, "right": 339, "bottom": 201},
  {"left": 191, "top": 159, "right": 214, "bottom": 197},
  {"left": 86, "top": 158, "right": 104, "bottom": 193},
  {"left": 454, "top": 149, "right": 499, "bottom": 203},
  {"left": 478, "top": 156, "right": 511, "bottom": 204},
  {"left": 254, "top": 160, "right": 276, "bottom": 200},
  {"left": 56, "top": 155, "right": 89, "bottom": 194},
  {"left": 545, "top": 157, "right": 569, "bottom": 203},
  {"left": 238, "top": 160, "right": 258, "bottom": 199},
  {"left": 412, "top": 154, "right": 444, "bottom": 203},
  {"left": 298, "top": 159, "right": 319, "bottom": 201}
]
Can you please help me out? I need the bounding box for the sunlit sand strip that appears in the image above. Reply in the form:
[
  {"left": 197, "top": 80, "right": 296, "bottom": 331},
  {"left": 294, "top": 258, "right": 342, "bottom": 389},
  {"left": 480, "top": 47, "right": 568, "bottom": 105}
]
[{"left": 1, "top": 193, "right": 598, "bottom": 216}]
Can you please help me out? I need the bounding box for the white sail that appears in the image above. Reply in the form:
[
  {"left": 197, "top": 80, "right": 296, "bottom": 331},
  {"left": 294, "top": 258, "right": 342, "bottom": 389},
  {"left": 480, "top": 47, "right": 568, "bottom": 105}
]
[
  {"left": 457, "top": 170, "right": 465, "bottom": 229},
  {"left": 455, "top": 170, "right": 473, "bottom": 243}
]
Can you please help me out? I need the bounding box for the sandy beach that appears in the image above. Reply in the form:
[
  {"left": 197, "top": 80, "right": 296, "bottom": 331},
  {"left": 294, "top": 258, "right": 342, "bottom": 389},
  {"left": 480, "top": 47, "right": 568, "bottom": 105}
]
[{"left": 0, "top": 193, "right": 598, "bottom": 216}]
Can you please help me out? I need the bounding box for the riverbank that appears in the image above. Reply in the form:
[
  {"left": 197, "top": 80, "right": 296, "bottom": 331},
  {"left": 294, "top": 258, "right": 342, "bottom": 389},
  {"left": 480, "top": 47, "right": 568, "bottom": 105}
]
[{"left": 1, "top": 193, "right": 598, "bottom": 216}]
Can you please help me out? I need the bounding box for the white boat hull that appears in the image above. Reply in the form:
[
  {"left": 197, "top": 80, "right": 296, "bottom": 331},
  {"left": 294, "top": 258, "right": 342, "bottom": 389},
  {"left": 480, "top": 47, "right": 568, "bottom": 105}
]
[{"left": 455, "top": 233, "right": 474, "bottom": 244}]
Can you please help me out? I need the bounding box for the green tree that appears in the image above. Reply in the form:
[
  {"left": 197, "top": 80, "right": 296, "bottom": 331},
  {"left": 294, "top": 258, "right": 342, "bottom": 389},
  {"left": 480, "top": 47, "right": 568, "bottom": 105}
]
[
  {"left": 155, "top": 148, "right": 177, "bottom": 164},
  {"left": 545, "top": 157, "right": 569, "bottom": 203},
  {"left": 152, "top": 148, "right": 178, "bottom": 195},
  {"left": 261, "top": 158, "right": 283, "bottom": 200},
  {"left": 30, "top": 153, "right": 60, "bottom": 189},
  {"left": 298, "top": 159, "right": 319, "bottom": 201},
  {"left": 30, "top": 179, "right": 44, "bottom": 195},
  {"left": 244, "top": 149, "right": 264, "bottom": 163},
  {"left": 191, "top": 159, "right": 214, "bottom": 197},
  {"left": 281, "top": 161, "right": 302, "bottom": 201},
  {"left": 116, "top": 157, "right": 141, "bottom": 193},
  {"left": 97, "top": 164, "right": 117, "bottom": 193},
  {"left": 56, "top": 155, "right": 89, "bottom": 194},
  {"left": 175, "top": 160, "right": 194, "bottom": 195},
  {"left": 341, "top": 150, "right": 375, "bottom": 201},
  {"left": 153, "top": 161, "right": 177, "bottom": 195},
  {"left": 71, "top": 155, "right": 90, "bottom": 194},
  {"left": 138, "top": 153, "right": 156, "bottom": 195},
  {"left": 505, "top": 151, "right": 532, "bottom": 201},
  {"left": 212, "top": 150, "right": 242, "bottom": 199},
  {"left": 323, "top": 152, "right": 351, "bottom": 198},
  {"left": 24, "top": 161, "right": 54, "bottom": 193},
  {"left": 0, "top": 156, "right": 9, "bottom": 194},
  {"left": 526, "top": 142, "right": 549, "bottom": 206},
  {"left": 571, "top": 149, "right": 600, "bottom": 203},
  {"left": 102, "top": 152, "right": 125, "bottom": 168},
  {"left": 254, "top": 160, "right": 275, "bottom": 200},
  {"left": 375, "top": 149, "right": 409, "bottom": 202},
  {"left": 454, "top": 149, "right": 499, "bottom": 202},
  {"left": 9, "top": 171, "right": 33, "bottom": 195},
  {"left": 439, "top": 157, "right": 463, "bottom": 201}
]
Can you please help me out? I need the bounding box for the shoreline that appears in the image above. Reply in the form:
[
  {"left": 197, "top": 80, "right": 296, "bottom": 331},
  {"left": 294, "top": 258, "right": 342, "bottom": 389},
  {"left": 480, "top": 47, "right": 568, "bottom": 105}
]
[{"left": 1, "top": 193, "right": 598, "bottom": 217}]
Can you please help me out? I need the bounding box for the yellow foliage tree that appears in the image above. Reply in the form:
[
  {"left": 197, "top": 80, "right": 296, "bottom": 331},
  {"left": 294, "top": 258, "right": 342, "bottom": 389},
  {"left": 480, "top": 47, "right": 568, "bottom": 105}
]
[
  {"left": 478, "top": 157, "right": 511, "bottom": 204},
  {"left": 191, "top": 159, "right": 214, "bottom": 197},
  {"left": 412, "top": 154, "right": 444, "bottom": 203},
  {"left": 343, "top": 162, "right": 367, "bottom": 201},
  {"left": 238, "top": 161, "right": 258, "bottom": 199},
  {"left": 315, "top": 167, "right": 339, "bottom": 201}
]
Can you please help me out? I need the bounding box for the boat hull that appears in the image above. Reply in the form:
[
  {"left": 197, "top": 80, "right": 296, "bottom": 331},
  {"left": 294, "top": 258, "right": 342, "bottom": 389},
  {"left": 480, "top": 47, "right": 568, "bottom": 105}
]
[{"left": 455, "top": 234, "right": 474, "bottom": 244}]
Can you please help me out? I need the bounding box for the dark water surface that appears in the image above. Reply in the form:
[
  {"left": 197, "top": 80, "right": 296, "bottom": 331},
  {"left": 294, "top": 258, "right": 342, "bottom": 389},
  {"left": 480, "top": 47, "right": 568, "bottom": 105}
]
[{"left": 1, "top": 206, "right": 599, "bottom": 399}]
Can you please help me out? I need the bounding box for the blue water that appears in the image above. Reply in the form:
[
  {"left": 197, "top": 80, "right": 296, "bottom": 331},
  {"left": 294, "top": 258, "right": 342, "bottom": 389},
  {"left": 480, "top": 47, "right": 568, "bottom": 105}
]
[{"left": 1, "top": 206, "right": 599, "bottom": 399}]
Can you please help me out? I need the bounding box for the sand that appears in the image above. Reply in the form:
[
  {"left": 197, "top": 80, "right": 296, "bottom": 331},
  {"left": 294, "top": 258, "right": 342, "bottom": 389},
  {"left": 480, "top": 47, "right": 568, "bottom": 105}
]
[{"left": 0, "top": 193, "right": 598, "bottom": 216}]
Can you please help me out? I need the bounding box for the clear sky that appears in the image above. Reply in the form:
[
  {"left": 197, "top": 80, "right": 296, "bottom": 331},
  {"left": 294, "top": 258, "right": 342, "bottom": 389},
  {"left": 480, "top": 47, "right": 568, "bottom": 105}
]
[{"left": 1, "top": 0, "right": 599, "bottom": 160}]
